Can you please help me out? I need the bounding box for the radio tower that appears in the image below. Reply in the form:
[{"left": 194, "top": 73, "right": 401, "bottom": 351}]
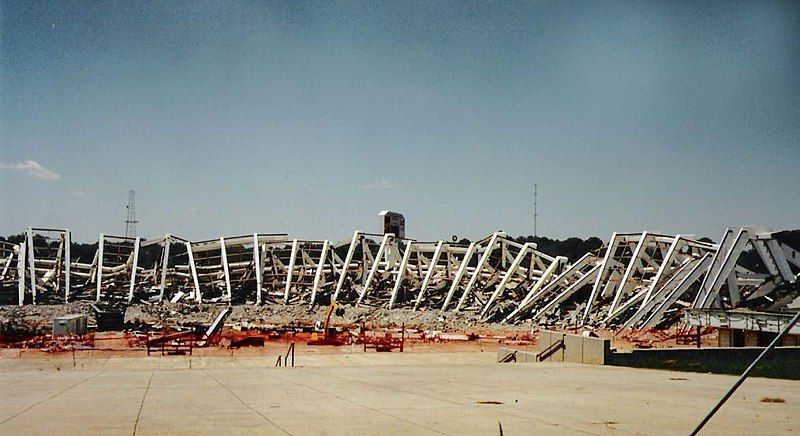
[
  {"left": 533, "top": 184, "right": 538, "bottom": 238},
  {"left": 125, "top": 189, "right": 138, "bottom": 238}
]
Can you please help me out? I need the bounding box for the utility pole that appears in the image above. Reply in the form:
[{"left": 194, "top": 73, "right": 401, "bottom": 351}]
[
  {"left": 533, "top": 184, "right": 538, "bottom": 238},
  {"left": 125, "top": 189, "right": 138, "bottom": 238}
]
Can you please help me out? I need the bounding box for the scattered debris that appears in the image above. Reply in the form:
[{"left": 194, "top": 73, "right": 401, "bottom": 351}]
[
  {"left": 360, "top": 323, "right": 405, "bottom": 352},
  {"left": 760, "top": 397, "right": 786, "bottom": 403}
]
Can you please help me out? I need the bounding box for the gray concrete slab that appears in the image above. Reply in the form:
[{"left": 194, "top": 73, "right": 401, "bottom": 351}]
[
  {"left": 581, "top": 335, "right": 610, "bottom": 365},
  {"left": 0, "top": 353, "right": 798, "bottom": 435},
  {"left": 564, "top": 333, "right": 584, "bottom": 363}
]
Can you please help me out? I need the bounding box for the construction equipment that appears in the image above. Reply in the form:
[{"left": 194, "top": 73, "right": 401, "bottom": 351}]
[{"left": 308, "top": 300, "right": 346, "bottom": 345}]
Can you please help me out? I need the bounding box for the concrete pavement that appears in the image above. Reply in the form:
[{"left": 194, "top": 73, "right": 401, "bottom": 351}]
[{"left": 0, "top": 352, "right": 797, "bottom": 435}]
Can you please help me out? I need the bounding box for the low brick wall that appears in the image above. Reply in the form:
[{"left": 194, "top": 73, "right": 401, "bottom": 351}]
[{"left": 607, "top": 346, "right": 800, "bottom": 380}]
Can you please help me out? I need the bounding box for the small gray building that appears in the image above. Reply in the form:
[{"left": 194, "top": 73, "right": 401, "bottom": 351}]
[{"left": 53, "top": 314, "right": 88, "bottom": 336}]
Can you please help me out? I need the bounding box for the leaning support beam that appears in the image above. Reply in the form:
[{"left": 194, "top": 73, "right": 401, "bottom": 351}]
[
  {"left": 620, "top": 256, "right": 696, "bottom": 329},
  {"left": 442, "top": 242, "right": 477, "bottom": 311},
  {"left": 358, "top": 233, "right": 391, "bottom": 305},
  {"left": 414, "top": 240, "right": 444, "bottom": 310},
  {"left": 27, "top": 228, "right": 36, "bottom": 305},
  {"left": 582, "top": 233, "right": 618, "bottom": 324},
  {"left": 782, "top": 243, "right": 800, "bottom": 269},
  {"left": 389, "top": 240, "right": 414, "bottom": 308},
  {"left": 310, "top": 239, "right": 330, "bottom": 307},
  {"left": 752, "top": 239, "right": 779, "bottom": 276},
  {"left": 18, "top": 242, "right": 26, "bottom": 306},
  {"left": 765, "top": 238, "right": 794, "bottom": 282},
  {"left": 727, "top": 272, "right": 741, "bottom": 306},
  {"left": 186, "top": 241, "right": 201, "bottom": 303},
  {"left": 605, "top": 287, "right": 650, "bottom": 324},
  {"left": 481, "top": 242, "right": 532, "bottom": 318},
  {"left": 640, "top": 254, "right": 713, "bottom": 329},
  {"left": 457, "top": 232, "right": 501, "bottom": 312},
  {"left": 127, "top": 237, "right": 141, "bottom": 302},
  {"left": 693, "top": 228, "right": 737, "bottom": 307},
  {"left": 697, "top": 228, "right": 748, "bottom": 308},
  {"left": 502, "top": 255, "right": 567, "bottom": 322},
  {"left": 284, "top": 239, "right": 299, "bottom": 304},
  {"left": 96, "top": 233, "right": 105, "bottom": 302},
  {"left": 606, "top": 232, "right": 648, "bottom": 320},
  {"left": 639, "top": 236, "right": 681, "bottom": 310},
  {"left": 0, "top": 251, "right": 11, "bottom": 280},
  {"left": 64, "top": 229, "right": 71, "bottom": 303},
  {"left": 333, "top": 231, "right": 360, "bottom": 302},
  {"left": 531, "top": 264, "right": 602, "bottom": 323},
  {"left": 158, "top": 235, "right": 171, "bottom": 301},
  {"left": 220, "top": 237, "right": 232, "bottom": 300},
  {"left": 253, "top": 233, "right": 263, "bottom": 304},
  {"left": 522, "top": 257, "right": 567, "bottom": 307}
]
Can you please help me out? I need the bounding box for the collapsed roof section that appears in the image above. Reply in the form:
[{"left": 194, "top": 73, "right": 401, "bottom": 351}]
[
  {"left": 583, "top": 232, "right": 718, "bottom": 328},
  {"left": 693, "top": 227, "right": 800, "bottom": 312},
  {"left": 1, "top": 226, "right": 797, "bottom": 331}
]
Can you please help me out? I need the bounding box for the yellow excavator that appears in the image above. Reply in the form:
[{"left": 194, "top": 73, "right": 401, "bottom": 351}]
[{"left": 308, "top": 300, "right": 345, "bottom": 345}]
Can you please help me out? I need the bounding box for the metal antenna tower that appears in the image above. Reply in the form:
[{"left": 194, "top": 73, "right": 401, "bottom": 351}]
[
  {"left": 533, "top": 184, "right": 538, "bottom": 238},
  {"left": 125, "top": 189, "right": 138, "bottom": 238}
]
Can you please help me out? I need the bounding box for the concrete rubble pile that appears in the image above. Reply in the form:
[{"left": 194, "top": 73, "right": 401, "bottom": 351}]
[{"left": 1, "top": 225, "right": 798, "bottom": 331}]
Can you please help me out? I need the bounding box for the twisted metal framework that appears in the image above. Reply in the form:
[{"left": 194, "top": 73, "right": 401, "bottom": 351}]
[
  {"left": 693, "top": 227, "right": 800, "bottom": 311},
  {"left": 2, "top": 226, "right": 798, "bottom": 330}
]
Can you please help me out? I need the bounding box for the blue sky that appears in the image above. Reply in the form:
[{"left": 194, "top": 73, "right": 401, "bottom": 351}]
[{"left": 1, "top": 1, "right": 798, "bottom": 242}]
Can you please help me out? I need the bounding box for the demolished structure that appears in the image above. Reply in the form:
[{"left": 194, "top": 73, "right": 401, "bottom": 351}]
[
  {"left": 685, "top": 227, "right": 800, "bottom": 346},
  {"left": 1, "top": 225, "right": 798, "bottom": 332}
]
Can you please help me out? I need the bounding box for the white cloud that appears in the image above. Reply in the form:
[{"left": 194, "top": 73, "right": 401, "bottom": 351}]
[
  {"left": 70, "top": 190, "right": 89, "bottom": 198},
  {"left": 0, "top": 160, "right": 61, "bottom": 180},
  {"left": 358, "top": 179, "right": 393, "bottom": 190}
]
